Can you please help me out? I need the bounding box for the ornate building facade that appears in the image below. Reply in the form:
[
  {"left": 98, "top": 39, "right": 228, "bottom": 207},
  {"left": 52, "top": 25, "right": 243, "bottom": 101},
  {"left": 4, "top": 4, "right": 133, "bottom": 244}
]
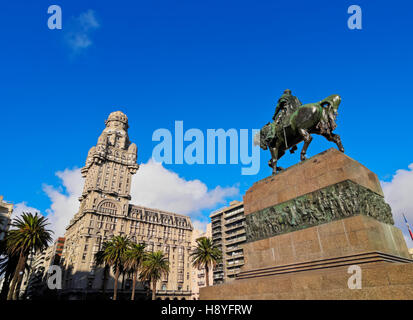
[
  {"left": 61, "top": 111, "right": 193, "bottom": 300},
  {"left": 0, "top": 195, "right": 13, "bottom": 241}
]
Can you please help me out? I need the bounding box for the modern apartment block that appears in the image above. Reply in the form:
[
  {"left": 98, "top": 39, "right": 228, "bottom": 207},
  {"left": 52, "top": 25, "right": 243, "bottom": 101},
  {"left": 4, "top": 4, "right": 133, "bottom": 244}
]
[
  {"left": 60, "top": 111, "right": 193, "bottom": 300},
  {"left": 210, "top": 200, "right": 246, "bottom": 284}
]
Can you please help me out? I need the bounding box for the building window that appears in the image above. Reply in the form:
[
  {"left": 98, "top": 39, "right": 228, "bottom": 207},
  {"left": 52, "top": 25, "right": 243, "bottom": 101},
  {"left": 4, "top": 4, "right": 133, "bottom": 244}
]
[{"left": 177, "top": 270, "right": 184, "bottom": 283}]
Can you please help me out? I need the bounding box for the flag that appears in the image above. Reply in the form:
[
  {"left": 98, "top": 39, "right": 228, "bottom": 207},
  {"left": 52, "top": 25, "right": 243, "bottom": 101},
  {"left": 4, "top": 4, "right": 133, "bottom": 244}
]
[{"left": 402, "top": 214, "right": 413, "bottom": 241}]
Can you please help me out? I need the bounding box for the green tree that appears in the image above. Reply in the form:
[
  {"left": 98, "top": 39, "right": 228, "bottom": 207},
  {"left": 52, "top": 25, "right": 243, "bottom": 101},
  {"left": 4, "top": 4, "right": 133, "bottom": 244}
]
[
  {"left": 140, "top": 251, "right": 169, "bottom": 300},
  {"left": 190, "top": 237, "right": 222, "bottom": 287},
  {"left": 101, "top": 236, "right": 131, "bottom": 300},
  {"left": 124, "top": 242, "right": 146, "bottom": 300},
  {"left": 6, "top": 212, "right": 53, "bottom": 300},
  {"left": 0, "top": 236, "right": 15, "bottom": 300}
]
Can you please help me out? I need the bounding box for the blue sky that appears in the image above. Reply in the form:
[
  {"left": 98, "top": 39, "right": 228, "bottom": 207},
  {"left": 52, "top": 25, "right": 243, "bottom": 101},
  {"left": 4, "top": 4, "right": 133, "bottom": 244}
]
[{"left": 1, "top": 1, "right": 413, "bottom": 239}]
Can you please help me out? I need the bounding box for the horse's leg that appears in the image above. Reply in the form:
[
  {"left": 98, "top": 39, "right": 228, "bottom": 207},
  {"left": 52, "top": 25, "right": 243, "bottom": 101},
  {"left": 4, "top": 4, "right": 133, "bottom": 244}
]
[
  {"left": 326, "top": 132, "right": 345, "bottom": 153},
  {"left": 276, "top": 149, "right": 285, "bottom": 172},
  {"left": 298, "top": 128, "right": 313, "bottom": 161},
  {"left": 268, "top": 146, "right": 278, "bottom": 175}
]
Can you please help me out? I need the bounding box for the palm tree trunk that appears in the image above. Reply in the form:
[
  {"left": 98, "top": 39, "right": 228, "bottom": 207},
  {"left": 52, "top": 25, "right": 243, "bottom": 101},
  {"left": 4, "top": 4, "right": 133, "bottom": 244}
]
[
  {"left": 101, "top": 264, "right": 109, "bottom": 298},
  {"left": 152, "top": 279, "right": 156, "bottom": 300},
  {"left": 121, "top": 271, "right": 125, "bottom": 291},
  {"left": 7, "top": 251, "right": 26, "bottom": 300},
  {"left": 0, "top": 268, "right": 12, "bottom": 300},
  {"left": 131, "top": 271, "right": 137, "bottom": 301},
  {"left": 205, "top": 265, "right": 209, "bottom": 287},
  {"left": 113, "top": 266, "right": 120, "bottom": 300},
  {"left": 15, "top": 276, "right": 23, "bottom": 300}
]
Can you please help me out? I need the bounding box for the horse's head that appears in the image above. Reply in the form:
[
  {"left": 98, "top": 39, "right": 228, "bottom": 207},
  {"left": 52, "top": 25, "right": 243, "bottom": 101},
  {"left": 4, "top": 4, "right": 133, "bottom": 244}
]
[
  {"left": 320, "top": 94, "right": 341, "bottom": 117},
  {"left": 253, "top": 131, "right": 262, "bottom": 147},
  {"left": 255, "top": 122, "right": 274, "bottom": 150},
  {"left": 254, "top": 129, "right": 268, "bottom": 150}
]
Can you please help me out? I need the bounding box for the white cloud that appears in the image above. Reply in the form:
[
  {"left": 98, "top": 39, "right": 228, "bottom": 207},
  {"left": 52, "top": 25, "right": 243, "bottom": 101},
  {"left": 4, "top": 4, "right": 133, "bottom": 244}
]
[
  {"left": 11, "top": 202, "right": 42, "bottom": 221},
  {"left": 42, "top": 168, "right": 83, "bottom": 238},
  {"left": 32, "top": 160, "right": 238, "bottom": 239},
  {"left": 192, "top": 220, "right": 209, "bottom": 233},
  {"left": 381, "top": 163, "right": 413, "bottom": 247},
  {"left": 65, "top": 9, "right": 100, "bottom": 54},
  {"left": 130, "top": 160, "right": 239, "bottom": 218},
  {"left": 12, "top": 169, "right": 83, "bottom": 239}
]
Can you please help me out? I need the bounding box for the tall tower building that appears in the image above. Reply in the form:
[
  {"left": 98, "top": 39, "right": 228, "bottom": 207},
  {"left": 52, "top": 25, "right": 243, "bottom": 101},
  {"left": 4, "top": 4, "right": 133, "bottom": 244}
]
[
  {"left": 61, "top": 111, "right": 193, "bottom": 300},
  {"left": 76, "top": 110, "right": 138, "bottom": 225}
]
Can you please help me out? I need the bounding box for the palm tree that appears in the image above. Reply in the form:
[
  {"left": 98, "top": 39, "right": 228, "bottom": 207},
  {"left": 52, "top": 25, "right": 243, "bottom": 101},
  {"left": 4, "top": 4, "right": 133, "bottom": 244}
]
[
  {"left": 6, "top": 212, "right": 53, "bottom": 300},
  {"left": 124, "top": 242, "right": 146, "bottom": 300},
  {"left": 0, "top": 254, "right": 17, "bottom": 300},
  {"left": 140, "top": 251, "right": 169, "bottom": 300},
  {"left": 0, "top": 236, "right": 14, "bottom": 300},
  {"left": 190, "top": 237, "right": 222, "bottom": 287},
  {"left": 0, "top": 234, "right": 32, "bottom": 300},
  {"left": 101, "top": 235, "right": 130, "bottom": 300}
]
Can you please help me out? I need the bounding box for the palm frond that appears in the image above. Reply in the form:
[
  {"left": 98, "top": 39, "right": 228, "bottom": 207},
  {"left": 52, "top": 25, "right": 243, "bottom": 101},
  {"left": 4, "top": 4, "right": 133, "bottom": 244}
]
[
  {"left": 6, "top": 212, "right": 53, "bottom": 256},
  {"left": 190, "top": 236, "right": 222, "bottom": 269},
  {"left": 139, "top": 251, "right": 169, "bottom": 283}
]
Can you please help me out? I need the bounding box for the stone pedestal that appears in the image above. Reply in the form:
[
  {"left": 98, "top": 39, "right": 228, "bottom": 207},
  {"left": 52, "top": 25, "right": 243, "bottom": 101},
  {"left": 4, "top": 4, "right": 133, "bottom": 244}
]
[{"left": 200, "top": 149, "right": 413, "bottom": 300}]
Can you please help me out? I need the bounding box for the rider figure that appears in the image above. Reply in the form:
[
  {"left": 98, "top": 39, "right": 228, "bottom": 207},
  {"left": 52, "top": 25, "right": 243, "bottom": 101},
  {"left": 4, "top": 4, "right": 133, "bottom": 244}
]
[{"left": 272, "top": 89, "right": 302, "bottom": 126}]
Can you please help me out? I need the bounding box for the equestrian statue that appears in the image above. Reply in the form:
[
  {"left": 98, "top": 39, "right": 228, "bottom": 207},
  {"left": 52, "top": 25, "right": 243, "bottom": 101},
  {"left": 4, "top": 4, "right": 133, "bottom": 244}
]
[{"left": 255, "top": 89, "right": 345, "bottom": 175}]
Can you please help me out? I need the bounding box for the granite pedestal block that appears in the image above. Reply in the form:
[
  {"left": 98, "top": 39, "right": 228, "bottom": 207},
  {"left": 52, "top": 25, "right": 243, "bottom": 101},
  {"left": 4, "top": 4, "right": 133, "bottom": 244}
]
[{"left": 200, "top": 149, "right": 413, "bottom": 300}]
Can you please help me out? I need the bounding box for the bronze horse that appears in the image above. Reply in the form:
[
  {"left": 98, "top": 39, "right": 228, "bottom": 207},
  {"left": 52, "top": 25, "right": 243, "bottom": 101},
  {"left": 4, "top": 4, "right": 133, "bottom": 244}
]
[{"left": 255, "top": 94, "right": 345, "bottom": 174}]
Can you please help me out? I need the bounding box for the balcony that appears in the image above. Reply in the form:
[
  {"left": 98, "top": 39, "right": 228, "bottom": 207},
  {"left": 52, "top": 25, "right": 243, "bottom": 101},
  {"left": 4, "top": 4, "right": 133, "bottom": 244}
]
[
  {"left": 225, "top": 214, "right": 245, "bottom": 224},
  {"left": 212, "top": 228, "right": 222, "bottom": 236},
  {"left": 224, "top": 208, "right": 244, "bottom": 219},
  {"left": 225, "top": 228, "right": 246, "bottom": 239},
  {"left": 227, "top": 236, "right": 246, "bottom": 244},
  {"left": 226, "top": 246, "right": 241, "bottom": 253},
  {"left": 225, "top": 221, "right": 245, "bottom": 231},
  {"left": 156, "top": 290, "right": 192, "bottom": 296},
  {"left": 212, "top": 234, "right": 222, "bottom": 240},
  {"left": 226, "top": 251, "right": 243, "bottom": 259},
  {"left": 227, "top": 259, "right": 244, "bottom": 268},
  {"left": 211, "top": 215, "right": 223, "bottom": 223},
  {"left": 212, "top": 222, "right": 222, "bottom": 228},
  {"left": 211, "top": 219, "right": 222, "bottom": 226}
]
